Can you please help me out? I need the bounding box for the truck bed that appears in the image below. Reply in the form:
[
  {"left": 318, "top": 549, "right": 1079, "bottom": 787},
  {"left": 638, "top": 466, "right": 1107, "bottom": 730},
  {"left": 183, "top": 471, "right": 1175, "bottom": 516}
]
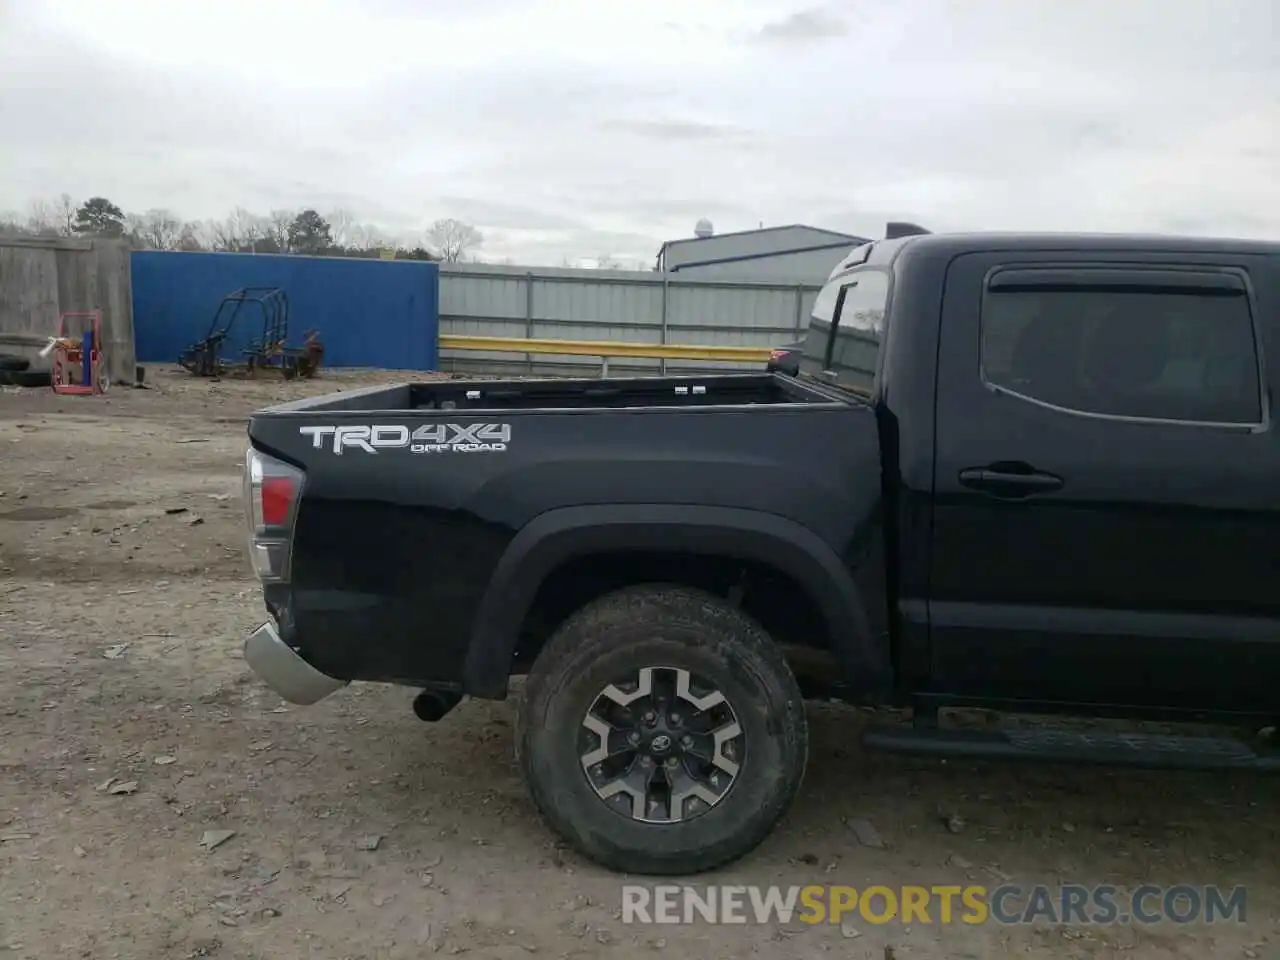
[
  {"left": 246, "top": 365, "right": 880, "bottom": 693},
  {"left": 263, "top": 372, "right": 845, "bottom": 414}
]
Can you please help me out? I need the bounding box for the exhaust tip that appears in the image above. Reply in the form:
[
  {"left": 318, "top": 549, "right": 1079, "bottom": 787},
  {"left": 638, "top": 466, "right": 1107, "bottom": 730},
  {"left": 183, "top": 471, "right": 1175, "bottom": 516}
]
[{"left": 413, "top": 690, "right": 463, "bottom": 722}]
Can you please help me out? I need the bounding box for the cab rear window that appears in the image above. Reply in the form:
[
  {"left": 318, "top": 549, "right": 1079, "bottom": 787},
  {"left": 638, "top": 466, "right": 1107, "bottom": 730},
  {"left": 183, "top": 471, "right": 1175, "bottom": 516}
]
[{"left": 799, "top": 268, "right": 889, "bottom": 393}]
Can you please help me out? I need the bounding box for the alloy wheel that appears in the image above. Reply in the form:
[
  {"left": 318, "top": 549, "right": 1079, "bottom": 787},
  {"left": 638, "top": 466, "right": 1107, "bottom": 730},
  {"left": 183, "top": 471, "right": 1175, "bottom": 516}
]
[{"left": 578, "top": 665, "right": 744, "bottom": 823}]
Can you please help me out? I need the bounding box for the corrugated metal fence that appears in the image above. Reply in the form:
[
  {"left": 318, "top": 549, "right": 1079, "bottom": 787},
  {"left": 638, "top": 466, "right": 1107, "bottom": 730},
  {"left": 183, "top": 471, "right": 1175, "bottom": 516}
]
[
  {"left": 123, "top": 253, "right": 820, "bottom": 377},
  {"left": 439, "top": 263, "right": 821, "bottom": 377}
]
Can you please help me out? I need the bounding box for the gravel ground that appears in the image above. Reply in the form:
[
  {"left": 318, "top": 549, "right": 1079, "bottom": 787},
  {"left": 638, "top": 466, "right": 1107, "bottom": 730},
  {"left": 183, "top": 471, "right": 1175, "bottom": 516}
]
[{"left": 1, "top": 368, "right": 1277, "bottom": 960}]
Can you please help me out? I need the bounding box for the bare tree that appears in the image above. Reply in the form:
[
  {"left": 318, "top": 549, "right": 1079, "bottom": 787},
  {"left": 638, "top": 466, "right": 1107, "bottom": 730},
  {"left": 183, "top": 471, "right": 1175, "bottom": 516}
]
[
  {"left": 233, "top": 207, "right": 268, "bottom": 251},
  {"left": 326, "top": 208, "right": 355, "bottom": 248},
  {"left": 189, "top": 220, "right": 220, "bottom": 250},
  {"left": 26, "top": 198, "right": 58, "bottom": 236},
  {"left": 348, "top": 223, "right": 372, "bottom": 250},
  {"left": 54, "top": 194, "right": 77, "bottom": 236},
  {"left": 426, "top": 218, "right": 482, "bottom": 263},
  {"left": 204, "top": 207, "right": 268, "bottom": 252},
  {"left": 136, "top": 209, "right": 183, "bottom": 250},
  {"left": 122, "top": 211, "right": 145, "bottom": 242},
  {"left": 267, "top": 209, "right": 294, "bottom": 252},
  {"left": 349, "top": 222, "right": 388, "bottom": 252},
  {"left": 207, "top": 215, "right": 241, "bottom": 252},
  {"left": 594, "top": 253, "right": 621, "bottom": 269},
  {"left": 175, "top": 222, "right": 206, "bottom": 251}
]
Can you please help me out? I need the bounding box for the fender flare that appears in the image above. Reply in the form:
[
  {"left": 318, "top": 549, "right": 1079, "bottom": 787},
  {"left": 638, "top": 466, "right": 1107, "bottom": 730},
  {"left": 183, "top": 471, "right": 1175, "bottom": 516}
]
[{"left": 462, "top": 503, "right": 888, "bottom": 698}]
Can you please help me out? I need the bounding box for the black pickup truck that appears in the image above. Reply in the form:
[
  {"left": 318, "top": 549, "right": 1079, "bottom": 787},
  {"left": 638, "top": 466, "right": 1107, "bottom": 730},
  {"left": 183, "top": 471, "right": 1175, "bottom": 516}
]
[{"left": 241, "top": 226, "right": 1280, "bottom": 875}]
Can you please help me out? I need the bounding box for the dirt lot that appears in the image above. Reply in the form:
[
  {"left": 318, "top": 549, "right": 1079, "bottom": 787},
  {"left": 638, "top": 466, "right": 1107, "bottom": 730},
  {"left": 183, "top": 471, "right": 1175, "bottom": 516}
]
[{"left": 1, "top": 368, "right": 1277, "bottom": 960}]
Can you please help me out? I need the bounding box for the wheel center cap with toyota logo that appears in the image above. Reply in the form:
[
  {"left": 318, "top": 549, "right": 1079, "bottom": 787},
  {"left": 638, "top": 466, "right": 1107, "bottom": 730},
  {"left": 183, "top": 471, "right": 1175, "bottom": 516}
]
[{"left": 649, "top": 734, "right": 673, "bottom": 754}]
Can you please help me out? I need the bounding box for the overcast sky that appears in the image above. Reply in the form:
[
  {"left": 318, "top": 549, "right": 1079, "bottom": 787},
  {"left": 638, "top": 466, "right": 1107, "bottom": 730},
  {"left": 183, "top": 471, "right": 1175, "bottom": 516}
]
[{"left": 0, "top": 0, "right": 1275, "bottom": 265}]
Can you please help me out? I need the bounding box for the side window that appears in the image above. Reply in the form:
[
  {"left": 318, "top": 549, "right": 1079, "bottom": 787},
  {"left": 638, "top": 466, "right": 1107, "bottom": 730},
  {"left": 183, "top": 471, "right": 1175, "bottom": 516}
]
[
  {"left": 800, "top": 269, "right": 889, "bottom": 392},
  {"left": 980, "top": 272, "right": 1263, "bottom": 425}
]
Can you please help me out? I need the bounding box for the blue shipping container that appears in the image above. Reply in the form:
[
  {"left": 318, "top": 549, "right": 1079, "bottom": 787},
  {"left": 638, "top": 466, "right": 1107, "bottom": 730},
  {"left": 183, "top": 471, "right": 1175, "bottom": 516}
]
[{"left": 130, "top": 251, "right": 439, "bottom": 370}]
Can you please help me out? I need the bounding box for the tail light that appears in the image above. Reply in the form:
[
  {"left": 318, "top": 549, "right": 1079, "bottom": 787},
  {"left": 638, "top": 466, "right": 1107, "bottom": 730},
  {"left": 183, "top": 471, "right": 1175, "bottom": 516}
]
[
  {"left": 243, "top": 447, "right": 304, "bottom": 582},
  {"left": 769, "top": 349, "right": 786, "bottom": 361}
]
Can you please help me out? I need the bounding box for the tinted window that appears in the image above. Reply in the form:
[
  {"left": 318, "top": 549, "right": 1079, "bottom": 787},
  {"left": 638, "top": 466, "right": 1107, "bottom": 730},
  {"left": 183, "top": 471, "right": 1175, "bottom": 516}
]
[
  {"left": 799, "top": 279, "right": 843, "bottom": 366},
  {"left": 799, "top": 269, "right": 889, "bottom": 392},
  {"left": 982, "top": 282, "right": 1262, "bottom": 425}
]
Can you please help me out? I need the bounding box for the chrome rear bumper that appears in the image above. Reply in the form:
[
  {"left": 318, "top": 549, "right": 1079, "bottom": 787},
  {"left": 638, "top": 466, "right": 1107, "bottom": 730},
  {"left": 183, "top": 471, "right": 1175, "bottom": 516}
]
[{"left": 243, "top": 620, "right": 348, "bottom": 705}]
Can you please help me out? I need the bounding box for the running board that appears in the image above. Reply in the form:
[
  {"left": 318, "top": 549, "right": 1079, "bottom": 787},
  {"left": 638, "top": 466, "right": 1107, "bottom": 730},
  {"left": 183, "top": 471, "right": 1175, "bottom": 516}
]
[{"left": 861, "top": 726, "right": 1280, "bottom": 772}]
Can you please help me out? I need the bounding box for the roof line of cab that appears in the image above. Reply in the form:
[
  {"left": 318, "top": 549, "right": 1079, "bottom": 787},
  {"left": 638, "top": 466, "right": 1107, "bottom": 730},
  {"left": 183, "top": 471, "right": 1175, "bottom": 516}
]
[{"left": 827, "top": 223, "right": 1280, "bottom": 284}]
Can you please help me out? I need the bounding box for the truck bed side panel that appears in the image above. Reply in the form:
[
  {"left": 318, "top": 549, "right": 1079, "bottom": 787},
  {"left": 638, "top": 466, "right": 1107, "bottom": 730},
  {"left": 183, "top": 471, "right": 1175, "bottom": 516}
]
[{"left": 248, "top": 403, "right": 884, "bottom": 687}]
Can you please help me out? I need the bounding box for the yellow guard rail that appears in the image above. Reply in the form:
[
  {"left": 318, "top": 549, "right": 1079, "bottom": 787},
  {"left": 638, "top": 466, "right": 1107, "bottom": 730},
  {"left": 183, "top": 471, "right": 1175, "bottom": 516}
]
[{"left": 439, "top": 334, "right": 772, "bottom": 376}]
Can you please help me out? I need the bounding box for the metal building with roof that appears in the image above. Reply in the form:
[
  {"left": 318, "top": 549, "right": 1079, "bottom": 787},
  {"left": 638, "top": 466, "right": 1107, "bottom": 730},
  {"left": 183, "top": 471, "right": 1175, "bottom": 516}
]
[{"left": 655, "top": 221, "right": 871, "bottom": 284}]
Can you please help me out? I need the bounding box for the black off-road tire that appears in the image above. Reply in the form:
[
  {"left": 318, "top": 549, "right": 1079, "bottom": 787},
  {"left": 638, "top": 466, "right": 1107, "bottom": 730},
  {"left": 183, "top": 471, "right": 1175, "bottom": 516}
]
[
  {"left": 0, "top": 354, "right": 30, "bottom": 372},
  {"left": 0, "top": 368, "right": 51, "bottom": 388},
  {"left": 517, "top": 585, "right": 808, "bottom": 875}
]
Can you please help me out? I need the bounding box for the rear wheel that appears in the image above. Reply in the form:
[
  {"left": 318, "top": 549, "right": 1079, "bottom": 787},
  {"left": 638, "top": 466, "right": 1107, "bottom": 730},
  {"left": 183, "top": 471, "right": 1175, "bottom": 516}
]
[{"left": 517, "top": 585, "right": 808, "bottom": 875}]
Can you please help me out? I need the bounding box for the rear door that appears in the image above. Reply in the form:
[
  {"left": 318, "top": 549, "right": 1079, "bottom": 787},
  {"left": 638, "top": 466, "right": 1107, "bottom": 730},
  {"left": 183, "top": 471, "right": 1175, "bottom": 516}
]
[{"left": 928, "top": 250, "right": 1280, "bottom": 714}]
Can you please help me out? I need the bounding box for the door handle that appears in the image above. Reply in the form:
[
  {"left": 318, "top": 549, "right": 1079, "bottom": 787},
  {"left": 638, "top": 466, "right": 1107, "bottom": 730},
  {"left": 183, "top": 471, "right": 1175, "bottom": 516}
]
[{"left": 958, "top": 466, "right": 1064, "bottom": 498}]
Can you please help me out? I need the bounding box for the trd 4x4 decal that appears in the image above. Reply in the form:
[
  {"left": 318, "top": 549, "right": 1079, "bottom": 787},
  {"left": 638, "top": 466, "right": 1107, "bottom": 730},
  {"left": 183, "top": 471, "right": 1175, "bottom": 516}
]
[{"left": 298, "top": 423, "right": 511, "bottom": 454}]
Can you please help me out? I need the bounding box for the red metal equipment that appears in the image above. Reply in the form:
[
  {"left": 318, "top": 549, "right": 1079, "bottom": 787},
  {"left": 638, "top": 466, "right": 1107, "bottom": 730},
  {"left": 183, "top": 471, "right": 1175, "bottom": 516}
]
[{"left": 49, "top": 310, "right": 109, "bottom": 396}]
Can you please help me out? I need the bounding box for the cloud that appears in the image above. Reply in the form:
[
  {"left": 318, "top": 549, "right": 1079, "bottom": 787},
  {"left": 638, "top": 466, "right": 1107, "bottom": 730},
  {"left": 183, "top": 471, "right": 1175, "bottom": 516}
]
[
  {"left": 602, "top": 119, "right": 751, "bottom": 143},
  {"left": 752, "top": 7, "right": 848, "bottom": 44},
  {"left": 0, "top": 0, "right": 1275, "bottom": 265},
  {"left": 432, "top": 197, "right": 588, "bottom": 232}
]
